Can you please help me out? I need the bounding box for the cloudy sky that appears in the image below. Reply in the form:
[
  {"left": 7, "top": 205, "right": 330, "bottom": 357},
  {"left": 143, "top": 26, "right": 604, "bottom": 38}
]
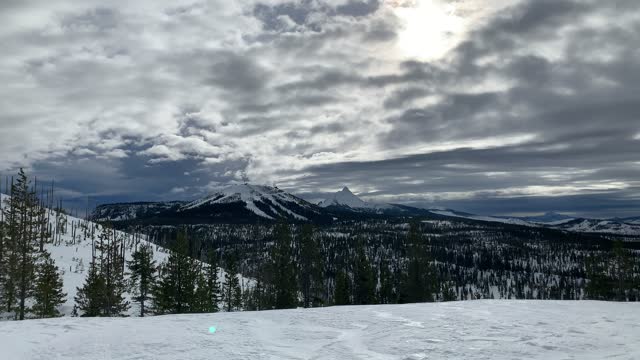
[{"left": 1, "top": 0, "right": 639, "bottom": 217}]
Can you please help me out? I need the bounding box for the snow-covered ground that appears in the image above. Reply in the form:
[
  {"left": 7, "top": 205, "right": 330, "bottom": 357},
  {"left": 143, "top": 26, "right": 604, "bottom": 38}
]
[
  {"left": 0, "top": 193, "right": 243, "bottom": 319},
  {"left": 1, "top": 301, "right": 638, "bottom": 360},
  {"left": 429, "top": 210, "right": 538, "bottom": 227}
]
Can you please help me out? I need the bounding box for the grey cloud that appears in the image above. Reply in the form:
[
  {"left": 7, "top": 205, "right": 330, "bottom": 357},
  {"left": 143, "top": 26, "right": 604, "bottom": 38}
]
[
  {"left": 336, "top": 0, "right": 380, "bottom": 17},
  {"left": 1, "top": 0, "right": 639, "bottom": 218},
  {"left": 206, "top": 51, "right": 270, "bottom": 93}
]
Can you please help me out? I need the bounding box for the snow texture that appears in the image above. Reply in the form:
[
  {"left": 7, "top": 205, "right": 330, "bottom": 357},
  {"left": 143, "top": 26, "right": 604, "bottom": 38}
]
[
  {"left": 1, "top": 301, "right": 638, "bottom": 360},
  {"left": 183, "top": 184, "right": 311, "bottom": 220},
  {"left": 0, "top": 193, "right": 242, "bottom": 319}
]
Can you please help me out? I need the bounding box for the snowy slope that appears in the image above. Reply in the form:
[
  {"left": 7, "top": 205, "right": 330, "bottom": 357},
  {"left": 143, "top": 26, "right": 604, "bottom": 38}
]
[
  {"left": 1, "top": 301, "right": 639, "bottom": 360},
  {"left": 181, "top": 184, "right": 324, "bottom": 222},
  {"left": 429, "top": 210, "right": 538, "bottom": 227},
  {"left": 319, "top": 187, "right": 375, "bottom": 209},
  {"left": 0, "top": 194, "right": 241, "bottom": 319},
  {"left": 518, "top": 212, "right": 575, "bottom": 224},
  {"left": 551, "top": 219, "right": 640, "bottom": 236}
]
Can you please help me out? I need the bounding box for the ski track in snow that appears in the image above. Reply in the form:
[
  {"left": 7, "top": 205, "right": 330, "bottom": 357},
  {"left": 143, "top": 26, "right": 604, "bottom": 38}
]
[{"left": 1, "top": 301, "right": 639, "bottom": 360}]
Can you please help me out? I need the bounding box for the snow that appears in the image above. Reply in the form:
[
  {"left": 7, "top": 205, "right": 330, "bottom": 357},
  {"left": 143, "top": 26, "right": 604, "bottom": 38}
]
[
  {"left": 318, "top": 187, "right": 394, "bottom": 212},
  {"left": 1, "top": 301, "right": 639, "bottom": 360},
  {"left": 556, "top": 219, "right": 640, "bottom": 236},
  {"left": 429, "top": 210, "right": 538, "bottom": 227},
  {"left": 183, "top": 184, "right": 310, "bottom": 220},
  {"left": 0, "top": 194, "right": 242, "bottom": 319},
  {"left": 320, "top": 187, "right": 370, "bottom": 208}
]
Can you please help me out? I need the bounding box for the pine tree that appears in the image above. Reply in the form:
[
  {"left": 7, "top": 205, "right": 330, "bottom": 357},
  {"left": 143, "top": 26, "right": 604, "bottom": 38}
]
[
  {"left": 205, "top": 250, "right": 221, "bottom": 312},
  {"left": 401, "top": 222, "right": 435, "bottom": 303},
  {"left": 353, "top": 239, "right": 375, "bottom": 305},
  {"left": 73, "top": 261, "right": 105, "bottom": 317},
  {"left": 271, "top": 223, "right": 298, "bottom": 309},
  {"left": 127, "top": 244, "right": 156, "bottom": 317},
  {"left": 334, "top": 270, "right": 351, "bottom": 306},
  {"left": 377, "top": 255, "right": 395, "bottom": 304},
  {"left": 32, "top": 251, "right": 66, "bottom": 318},
  {"left": 4, "top": 169, "right": 42, "bottom": 320},
  {"left": 192, "top": 268, "right": 209, "bottom": 313},
  {"left": 223, "top": 251, "right": 242, "bottom": 312},
  {"left": 299, "top": 225, "right": 324, "bottom": 308},
  {"left": 98, "top": 226, "right": 129, "bottom": 316},
  {"left": 154, "top": 231, "right": 197, "bottom": 314}
]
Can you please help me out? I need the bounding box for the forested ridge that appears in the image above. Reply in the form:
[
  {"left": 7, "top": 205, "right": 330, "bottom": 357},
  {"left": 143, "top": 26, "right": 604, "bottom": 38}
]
[{"left": 1, "top": 170, "right": 639, "bottom": 322}]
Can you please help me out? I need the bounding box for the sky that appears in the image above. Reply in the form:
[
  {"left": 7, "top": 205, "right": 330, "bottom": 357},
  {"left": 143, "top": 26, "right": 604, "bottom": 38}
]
[{"left": 0, "top": 0, "right": 639, "bottom": 218}]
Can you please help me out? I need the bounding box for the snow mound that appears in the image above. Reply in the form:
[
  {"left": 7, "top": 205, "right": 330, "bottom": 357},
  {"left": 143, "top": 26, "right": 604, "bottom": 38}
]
[{"left": 1, "top": 301, "right": 638, "bottom": 360}]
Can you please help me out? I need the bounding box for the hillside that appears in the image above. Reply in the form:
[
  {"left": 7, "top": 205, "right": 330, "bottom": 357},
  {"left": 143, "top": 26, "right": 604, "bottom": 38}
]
[
  {"left": 0, "top": 194, "right": 240, "bottom": 319},
  {"left": 93, "top": 184, "right": 332, "bottom": 225},
  {"left": 1, "top": 301, "right": 638, "bottom": 360}
]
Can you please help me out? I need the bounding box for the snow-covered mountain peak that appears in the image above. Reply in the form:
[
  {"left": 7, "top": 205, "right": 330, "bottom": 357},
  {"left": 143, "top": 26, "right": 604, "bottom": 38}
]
[
  {"left": 182, "top": 183, "right": 319, "bottom": 221},
  {"left": 319, "top": 187, "right": 370, "bottom": 209}
]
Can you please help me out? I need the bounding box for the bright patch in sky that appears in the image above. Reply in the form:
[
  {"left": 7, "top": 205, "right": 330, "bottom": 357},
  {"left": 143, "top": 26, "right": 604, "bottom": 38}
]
[{"left": 390, "top": 0, "right": 466, "bottom": 60}]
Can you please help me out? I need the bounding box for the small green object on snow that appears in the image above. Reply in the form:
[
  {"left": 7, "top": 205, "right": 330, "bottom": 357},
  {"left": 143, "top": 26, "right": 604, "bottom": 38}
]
[{"left": 209, "top": 326, "right": 217, "bottom": 334}]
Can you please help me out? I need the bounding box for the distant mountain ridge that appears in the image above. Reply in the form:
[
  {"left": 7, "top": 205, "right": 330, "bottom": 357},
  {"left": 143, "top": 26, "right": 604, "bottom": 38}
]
[
  {"left": 90, "top": 185, "right": 640, "bottom": 236},
  {"left": 93, "top": 184, "right": 332, "bottom": 225}
]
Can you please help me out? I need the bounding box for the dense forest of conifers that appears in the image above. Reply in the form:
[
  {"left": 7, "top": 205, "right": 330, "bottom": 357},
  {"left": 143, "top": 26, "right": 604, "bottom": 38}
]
[
  {"left": 135, "top": 218, "right": 640, "bottom": 307},
  {"left": 1, "top": 170, "right": 639, "bottom": 321}
]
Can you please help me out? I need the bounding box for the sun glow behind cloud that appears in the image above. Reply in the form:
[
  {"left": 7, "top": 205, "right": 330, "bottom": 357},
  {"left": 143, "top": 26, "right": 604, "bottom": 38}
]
[{"left": 389, "top": 0, "right": 466, "bottom": 61}]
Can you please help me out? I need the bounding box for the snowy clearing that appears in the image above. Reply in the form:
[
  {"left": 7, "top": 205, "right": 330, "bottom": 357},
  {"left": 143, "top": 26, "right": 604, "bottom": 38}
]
[{"left": 1, "top": 301, "right": 638, "bottom": 360}]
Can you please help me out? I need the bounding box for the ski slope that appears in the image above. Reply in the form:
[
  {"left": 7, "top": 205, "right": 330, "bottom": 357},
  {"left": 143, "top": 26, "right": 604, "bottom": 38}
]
[{"left": 1, "top": 301, "right": 638, "bottom": 360}]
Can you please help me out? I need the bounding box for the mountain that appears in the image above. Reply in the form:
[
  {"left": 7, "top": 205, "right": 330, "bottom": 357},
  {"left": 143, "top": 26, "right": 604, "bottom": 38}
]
[
  {"left": 428, "top": 208, "right": 640, "bottom": 236},
  {"left": 518, "top": 212, "right": 575, "bottom": 224},
  {"left": 93, "top": 201, "right": 186, "bottom": 222},
  {"left": 549, "top": 218, "right": 640, "bottom": 236},
  {"left": 609, "top": 216, "right": 640, "bottom": 225},
  {"left": 318, "top": 187, "right": 372, "bottom": 209},
  {"left": 93, "top": 184, "right": 332, "bottom": 225},
  {"left": 428, "top": 209, "right": 538, "bottom": 227},
  {"left": 318, "top": 187, "right": 431, "bottom": 217},
  {"left": 90, "top": 185, "right": 640, "bottom": 235},
  {"left": 179, "top": 184, "right": 330, "bottom": 223}
]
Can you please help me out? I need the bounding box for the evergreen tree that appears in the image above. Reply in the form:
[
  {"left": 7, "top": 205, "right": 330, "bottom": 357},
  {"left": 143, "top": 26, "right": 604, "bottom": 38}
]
[
  {"left": 3, "top": 170, "right": 42, "bottom": 320},
  {"left": 400, "top": 222, "right": 435, "bottom": 303},
  {"left": 127, "top": 244, "right": 156, "bottom": 317},
  {"left": 73, "top": 261, "right": 105, "bottom": 317},
  {"left": 334, "top": 270, "right": 351, "bottom": 306},
  {"left": 32, "top": 251, "right": 66, "bottom": 318},
  {"left": 270, "top": 223, "right": 298, "bottom": 309},
  {"left": 223, "top": 251, "right": 242, "bottom": 312},
  {"left": 377, "top": 255, "right": 395, "bottom": 304},
  {"left": 97, "top": 225, "right": 129, "bottom": 316},
  {"left": 192, "top": 268, "right": 210, "bottom": 313},
  {"left": 353, "top": 239, "right": 375, "bottom": 305},
  {"left": 612, "top": 240, "right": 633, "bottom": 301},
  {"left": 205, "top": 250, "right": 221, "bottom": 312},
  {"left": 299, "top": 224, "right": 324, "bottom": 307},
  {"left": 154, "top": 231, "right": 197, "bottom": 314}
]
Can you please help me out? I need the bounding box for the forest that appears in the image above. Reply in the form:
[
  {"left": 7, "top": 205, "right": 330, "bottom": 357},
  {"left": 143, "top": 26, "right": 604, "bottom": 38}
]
[{"left": 1, "top": 170, "right": 639, "bottom": 321}]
